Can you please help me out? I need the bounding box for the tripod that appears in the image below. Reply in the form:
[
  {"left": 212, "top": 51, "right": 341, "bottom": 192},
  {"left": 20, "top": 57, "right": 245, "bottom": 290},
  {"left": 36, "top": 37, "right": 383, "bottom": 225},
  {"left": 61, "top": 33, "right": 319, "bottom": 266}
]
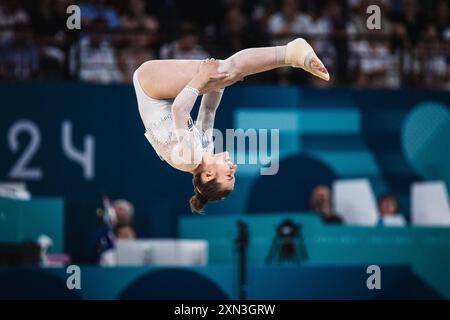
[
  {"left": 235, "top": 220, "right": 249, "bottom": 300},
  {"left": 266, "top": 219, "right": 308, "bottom": 265}
]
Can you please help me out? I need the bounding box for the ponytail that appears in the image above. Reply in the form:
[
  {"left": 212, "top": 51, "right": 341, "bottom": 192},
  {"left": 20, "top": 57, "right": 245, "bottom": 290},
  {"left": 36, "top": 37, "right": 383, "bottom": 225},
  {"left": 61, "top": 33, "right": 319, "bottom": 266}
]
[
  {"left": 189, "top": 172, "right": 232, "bottom": 213},
  {"left": 189, "top": 189, "right": 207, "bottom": 213}
]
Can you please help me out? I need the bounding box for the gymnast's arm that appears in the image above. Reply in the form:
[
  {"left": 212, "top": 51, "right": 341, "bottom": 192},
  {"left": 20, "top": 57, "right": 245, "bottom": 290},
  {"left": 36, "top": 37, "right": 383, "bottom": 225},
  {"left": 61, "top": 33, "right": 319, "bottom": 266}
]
[
  {"left": 172, "top": 59, "right": 228, "bottom": 142},
  {"left": 196, "top": 88, "right": 224, "bottom": 143},
  {"left": 170, "top": 85, "right": 204, "bottom": 166},
  {"left": 171, "top": 66, "right": 221, "bottom": 164},
  {"left": 171, "top": 85, "right": 199, "bottom": 138}
]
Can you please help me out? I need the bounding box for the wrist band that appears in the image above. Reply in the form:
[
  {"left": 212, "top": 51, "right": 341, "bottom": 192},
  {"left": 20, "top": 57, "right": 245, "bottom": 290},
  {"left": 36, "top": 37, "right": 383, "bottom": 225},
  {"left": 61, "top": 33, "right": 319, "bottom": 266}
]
[{"left": 185, "top": 85, "right": 200, "bottom": 96}]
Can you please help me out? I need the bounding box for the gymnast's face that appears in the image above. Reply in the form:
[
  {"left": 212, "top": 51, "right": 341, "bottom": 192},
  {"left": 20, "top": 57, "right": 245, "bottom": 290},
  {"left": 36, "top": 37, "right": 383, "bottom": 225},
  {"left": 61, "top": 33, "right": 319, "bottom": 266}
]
[{"left": 201, "top": 152, "right": 237, "bottom": 191}]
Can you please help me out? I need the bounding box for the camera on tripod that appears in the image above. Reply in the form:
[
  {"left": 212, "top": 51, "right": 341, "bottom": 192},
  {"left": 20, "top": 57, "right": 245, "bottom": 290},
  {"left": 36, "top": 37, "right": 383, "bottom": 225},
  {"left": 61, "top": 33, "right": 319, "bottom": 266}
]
[{"left": 266, "top": 219, "right": 308, "bottom": 264}]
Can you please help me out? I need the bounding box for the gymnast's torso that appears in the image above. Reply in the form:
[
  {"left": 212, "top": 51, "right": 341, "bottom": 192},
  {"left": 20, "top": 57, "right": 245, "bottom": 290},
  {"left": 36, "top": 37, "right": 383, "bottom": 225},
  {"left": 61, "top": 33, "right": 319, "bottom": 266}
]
[{"left": 133, "top": 71, "right": 212, "bottom": 173}]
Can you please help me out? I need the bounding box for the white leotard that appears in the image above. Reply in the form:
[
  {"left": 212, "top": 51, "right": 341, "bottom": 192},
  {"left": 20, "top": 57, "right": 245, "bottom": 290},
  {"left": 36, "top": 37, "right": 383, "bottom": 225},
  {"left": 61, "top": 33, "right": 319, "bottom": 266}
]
[{"left": 133, "top": 70, "right": 214, "bottom": 173}]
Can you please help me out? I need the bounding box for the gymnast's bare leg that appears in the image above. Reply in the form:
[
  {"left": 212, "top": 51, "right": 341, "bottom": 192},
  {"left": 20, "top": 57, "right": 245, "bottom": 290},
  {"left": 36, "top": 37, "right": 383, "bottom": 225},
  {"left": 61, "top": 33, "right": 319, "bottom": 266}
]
[{"left": 136, "top": 38, "right": 330, "bottom": 100}]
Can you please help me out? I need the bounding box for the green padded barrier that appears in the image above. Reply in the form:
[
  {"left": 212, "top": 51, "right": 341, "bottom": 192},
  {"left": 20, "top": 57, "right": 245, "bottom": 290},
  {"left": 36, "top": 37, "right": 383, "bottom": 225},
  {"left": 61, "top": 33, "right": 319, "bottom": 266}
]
[
  {"left": 0, "top": 197, "right": 64, "bottom": 253},
  {"left": 179, "top": 213, "right": 450, "bottom": 298}
]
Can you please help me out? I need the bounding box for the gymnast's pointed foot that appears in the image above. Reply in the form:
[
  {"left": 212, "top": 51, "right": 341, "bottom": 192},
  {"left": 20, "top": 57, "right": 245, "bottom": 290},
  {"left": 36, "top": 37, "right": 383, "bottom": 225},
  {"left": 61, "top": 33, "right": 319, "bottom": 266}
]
[{"left": 282, "top": 38, "right": 330, "bottom": 81}]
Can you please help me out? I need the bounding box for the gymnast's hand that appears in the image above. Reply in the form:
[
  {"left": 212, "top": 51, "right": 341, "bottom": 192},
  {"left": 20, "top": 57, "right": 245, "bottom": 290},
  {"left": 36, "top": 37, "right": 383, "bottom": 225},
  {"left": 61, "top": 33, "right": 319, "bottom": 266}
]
[{"left": 189, "top": 58, "right": 229, "bottom": 92}]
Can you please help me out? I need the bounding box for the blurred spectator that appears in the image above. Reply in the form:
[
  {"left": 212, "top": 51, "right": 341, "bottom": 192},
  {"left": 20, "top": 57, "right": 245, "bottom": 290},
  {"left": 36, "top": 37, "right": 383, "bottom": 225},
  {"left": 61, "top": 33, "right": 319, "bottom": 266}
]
[
  {"left": 93, "top": 198, "right": 136, "bottom": 264},
  {"left": 251, "top": 0, "right": 277, "bottom": 36},
  {"left": 79, "top": 0, "right": 120, "bottom": 29},
  {"left": 305, "top": 1, "right": 337, "bottom": 87},
  {"left": 348, "top": 0, "right": 399, "bottom": 87},
  {"left": 173, "top": 0, "right": 225, "bottom": 39},
  {"left": 221, "top": 0, "right": 250, "bottom": 54},
  {"left": 378, "top": 192, "right": 399, "bottom": 216},
  {"left": 119, "top": 30, "right": 157, "bottom": 83},
  {"left": 0, "top": 0, "right": 447, "bottom": 88},
  {"left": 390, "top": 0, "right": 425, "bottom": 46},
  {"left": 31, "top": 0, "right": 69, "bottom": 79},
  {"left": 268, "top": 0, "right": 311, "bottom": 45},
  {"left": 351, "top": 36, "right": 393, "bottom": 87},
  {"left": 306, "top": 2, "right": 332, "bottom": 36},
  {"left": 414, "top": 24, "right": 449, "bottom": 90},
  {"left": 0, "top": 27, "right": 39, "bottom": 80},
  {"left": 120, "top": 0, "right": 159, "bottom": 32},
  {"left": 320, "top": 0, "right": 352, "bottom": 84},
  {"left": 348, "top": 0, "right": 393, "bottom": 35},
  {"left": 268, "top": 0, "right": 312, "bottom": 84},
  {"left": 377, "top": 192, "right": 406, "bottom": 226},
  {"left": 31, "top": 0, "right": 67, "bottom": 36},
  {"left": 113, "top": 224, "right": 137, "bottom": 240},
  {"left": 0, "top": 0, "right": 30, "bottom": 28},
  {"left": 160, "top": 23, "right": 209, "bottom": 60},
  {"left": 113, "top": 199, "right": 135, "bottom": 226},
  {"left": 434, "top": 0, "right": 450, "bottom": 41},
  {"left": 309, "top": 185, "right": 343, "bottom": 224},
  {"left": 70, "top": 18, "right": 123, "bottom": 83},
  {"left": 98, "top": 201, "right": 138, "bottom": 265},
  {"left": 118, "top": 0, "right": 159, "bottom": 82}
]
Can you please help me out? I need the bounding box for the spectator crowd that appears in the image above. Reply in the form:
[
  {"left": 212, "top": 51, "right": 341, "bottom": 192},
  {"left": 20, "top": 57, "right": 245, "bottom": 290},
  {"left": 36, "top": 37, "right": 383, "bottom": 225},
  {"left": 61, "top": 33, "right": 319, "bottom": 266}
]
[
  {"left": 308, "top": 185, "right": 406, "bottom": 226},
  {"left": 0, "top": 0, "right": 448, "bottom": 89}
]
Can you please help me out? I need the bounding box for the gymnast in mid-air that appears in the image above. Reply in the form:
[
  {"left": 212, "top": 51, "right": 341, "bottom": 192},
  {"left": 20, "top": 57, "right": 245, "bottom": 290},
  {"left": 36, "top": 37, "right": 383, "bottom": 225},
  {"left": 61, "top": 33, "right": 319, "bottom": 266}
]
[{"left": 133, "top": 38, "right": 329, "bottom": 213}]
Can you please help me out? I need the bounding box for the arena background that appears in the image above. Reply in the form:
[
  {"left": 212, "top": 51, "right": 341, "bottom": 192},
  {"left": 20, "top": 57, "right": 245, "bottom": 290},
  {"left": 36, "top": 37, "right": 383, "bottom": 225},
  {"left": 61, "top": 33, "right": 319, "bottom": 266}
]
[{"left": 0, "top": 0, "right": 449, "bottom": 300}]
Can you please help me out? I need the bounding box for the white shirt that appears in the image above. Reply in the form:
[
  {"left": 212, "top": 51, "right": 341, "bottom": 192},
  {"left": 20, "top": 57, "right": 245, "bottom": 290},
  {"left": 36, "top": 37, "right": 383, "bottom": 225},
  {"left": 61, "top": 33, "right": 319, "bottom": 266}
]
[
  {"left": 75, "top": 37, "right": 122, "bottom": 84},
  {"left": 268, "top": 12, "right": 312, "bottom": 46}
]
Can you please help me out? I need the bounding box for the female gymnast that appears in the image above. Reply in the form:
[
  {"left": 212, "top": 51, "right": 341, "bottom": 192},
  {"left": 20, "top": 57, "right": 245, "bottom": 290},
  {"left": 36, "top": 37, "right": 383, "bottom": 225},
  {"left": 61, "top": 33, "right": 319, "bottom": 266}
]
[{"left": 133, "top": 38, "right": 329, "bottom": 213}]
